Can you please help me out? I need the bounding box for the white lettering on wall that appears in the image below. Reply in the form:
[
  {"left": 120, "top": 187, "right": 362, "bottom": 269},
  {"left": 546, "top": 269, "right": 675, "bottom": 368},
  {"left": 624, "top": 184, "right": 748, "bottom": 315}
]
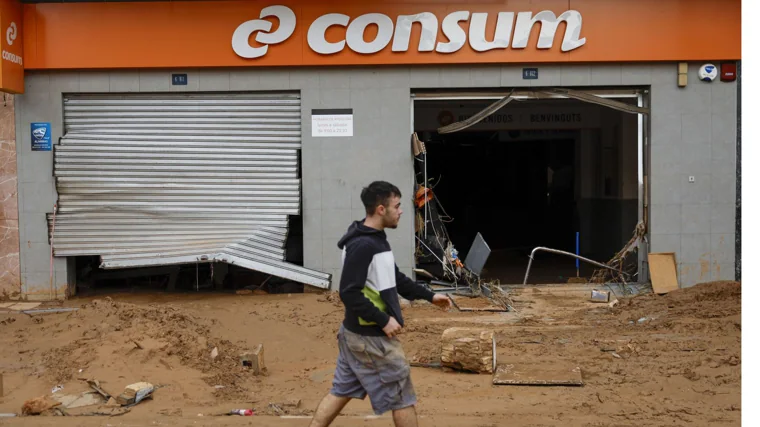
[
  {"left": 346, "top": 13, "right": 394, "bottom": 54},
  {"left": 392, "top": 13, "right": 438, "bottom": 52},
  {"left": 231, "top": 6, "right": 586, "bottom": 59},
  {"left": 308, "top": 13, "right": 350, "bottom": 54},
  {"left": 512, "top": 10, "right": 586, "bottom": 52},
  {"left": 469, "top": 12, "right": 513, "bottom": 52},
  {"left": 231, "top": 5, "right": 296, "bottom": 59},
  {"left": 436, "top": 11, "right": 469, "bottom": 53},
  {"left": 2, "top": 50, "right": 23, "bottom": 65}
]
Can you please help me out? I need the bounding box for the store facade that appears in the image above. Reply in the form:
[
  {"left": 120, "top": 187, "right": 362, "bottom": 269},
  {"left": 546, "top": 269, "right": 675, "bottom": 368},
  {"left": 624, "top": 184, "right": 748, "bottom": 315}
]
[{"left": 0, "top": 0, "right": 741, "bottom": 299}]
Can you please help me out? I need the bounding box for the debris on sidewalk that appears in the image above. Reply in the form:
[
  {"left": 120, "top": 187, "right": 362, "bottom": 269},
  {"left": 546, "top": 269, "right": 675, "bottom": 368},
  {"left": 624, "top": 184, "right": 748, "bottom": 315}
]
[
  {"left": 53, "top": 391, "right": 105, "bottom": 409},
  {"left": 590, "top": 220, "right": 646, "bottom": 286},
  {"left": 241, "top": 344, "right": 266, "bottom": 375},
  {"left": 81, "top": 378, "right": 117, "bottom": 401},
  {"left": 210, "top": 347, "right": 219, "bottom": 361},
  {"left": 21, "top": 396, "right": 61, "bottom": 415},
  {"left": 450, "top": 294, "right": 506, "bottom": 312},
  {"left": 493, "top": 364, "right": 584, "bottom": 387},
  {"left": 116, "top": 382, "right": 154, "bottom": 406},
  {"left": 228, "top": 409, "right": 255, "bottom": 416},
  {"left": 266, "top": 399, "right": 308, "bottom": 416},
  {"left": 440, "top": 328, "right": 495, "bottom": 374},
  {"left": 590, "top": 289, "right": 611, "bottom": 303}
]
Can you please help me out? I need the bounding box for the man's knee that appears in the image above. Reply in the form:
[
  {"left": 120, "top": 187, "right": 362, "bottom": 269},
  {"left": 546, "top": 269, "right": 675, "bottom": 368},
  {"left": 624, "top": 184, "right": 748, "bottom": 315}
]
[{"left": 392, "top": 405, "right": 418, "bottom": 427}]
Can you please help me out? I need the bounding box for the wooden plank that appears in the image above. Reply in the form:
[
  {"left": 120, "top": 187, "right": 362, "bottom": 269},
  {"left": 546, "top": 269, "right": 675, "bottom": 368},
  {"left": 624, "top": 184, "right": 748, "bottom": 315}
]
[
  {"left": 7, "top": 303, "right": 42, "bottom": 311},
  {"left": 648, "top": 252, "right": 680, "bottom": 294},
  {"left": 493, "top": 363, "right": 583, "bottom": 386},
  {"left": 441, "top": 328, "right": 494, "bottom": 374},
  {"left": 450, "top": 295, "right": 505, "bottom": 312}
]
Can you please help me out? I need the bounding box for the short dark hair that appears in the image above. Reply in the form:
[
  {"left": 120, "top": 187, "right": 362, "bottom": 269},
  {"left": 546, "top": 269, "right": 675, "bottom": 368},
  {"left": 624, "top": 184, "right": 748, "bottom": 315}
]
[{"left": 361, "top": 181, "right": 402, "bottom": 215}]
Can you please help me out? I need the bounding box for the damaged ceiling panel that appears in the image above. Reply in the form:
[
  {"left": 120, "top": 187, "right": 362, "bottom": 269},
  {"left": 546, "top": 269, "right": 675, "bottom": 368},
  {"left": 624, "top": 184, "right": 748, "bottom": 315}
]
[
  {"left": 428, "top": 88, "right": 647, "bottom": 134},
  {"left": 48, "top": 94, "right": 331, "bottom": 289}
]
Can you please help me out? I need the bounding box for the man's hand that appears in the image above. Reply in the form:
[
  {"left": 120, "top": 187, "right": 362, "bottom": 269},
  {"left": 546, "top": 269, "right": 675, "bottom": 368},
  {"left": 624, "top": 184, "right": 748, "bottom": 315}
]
[
  {"left": 382, "top": 316, "right": 403, "bottom": 338},
  {"left": 432, "top": 294, "right": 453, "bottom": 311}
]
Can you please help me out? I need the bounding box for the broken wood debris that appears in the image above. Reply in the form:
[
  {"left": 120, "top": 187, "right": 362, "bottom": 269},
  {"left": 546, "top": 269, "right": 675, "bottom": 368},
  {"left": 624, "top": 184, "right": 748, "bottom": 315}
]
[
  {"left": 241, "top": 344, "right": 266, "bottom": 375},
  {"left": 440, "top": 328, "right": 495, "bottom": 374},
  {"left": 493, "top": 363, "right": 584, "bottom": 387},
  {"left": 590, "top": 220, "right": 646, "bottom": 287},
  {"left": 53, "top": 392, "right": 105, "bottom": 409},
  {"left": 22, "top": 396, "right": 61, "bottom": 415},
  {"left": 81, "top": 378, "right": 118, "bottom": 401}
]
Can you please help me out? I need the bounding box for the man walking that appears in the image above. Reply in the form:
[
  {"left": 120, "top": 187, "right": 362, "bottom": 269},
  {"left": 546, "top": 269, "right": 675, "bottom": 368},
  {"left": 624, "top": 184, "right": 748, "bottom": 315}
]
[{"left": 309, "top": 181, "right": 453, "bottom": 427}]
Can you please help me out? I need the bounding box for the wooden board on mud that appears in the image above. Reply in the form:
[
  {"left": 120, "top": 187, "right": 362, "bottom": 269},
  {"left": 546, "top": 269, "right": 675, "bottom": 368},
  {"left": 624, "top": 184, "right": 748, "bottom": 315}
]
[
  {"left": 0, "top": 302, "right": 42, "bottom": 311},
  {"left": 493, "top": 363, "right": 583, "bottom": 386},
  {"left": 451, "top": 295, "right": 506, "bottom": 312},
  {"left": 648, "top": 252, "right": 680, "bottom": 294}
]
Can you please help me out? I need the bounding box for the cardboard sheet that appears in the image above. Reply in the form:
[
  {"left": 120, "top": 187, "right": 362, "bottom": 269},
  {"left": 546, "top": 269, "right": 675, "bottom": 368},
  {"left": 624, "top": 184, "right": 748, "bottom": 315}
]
[{"left": 648, "top": 252, "right": 680, "bottom": 294}]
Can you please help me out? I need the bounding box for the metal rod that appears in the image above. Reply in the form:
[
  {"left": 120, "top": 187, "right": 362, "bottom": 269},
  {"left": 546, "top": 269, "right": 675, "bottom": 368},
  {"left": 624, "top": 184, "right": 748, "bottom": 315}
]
[
  {"left": 522, "top": 246, "right": 627, "bottom": 285},
  {"left": 423, "top": 152, "right": 428, "bottom": 239},
  {"left": 575, "top": 232, "right": 580, "bottom": 277},
  {"left": 49, "top": 204, "right": 58, "bottom": 300}
]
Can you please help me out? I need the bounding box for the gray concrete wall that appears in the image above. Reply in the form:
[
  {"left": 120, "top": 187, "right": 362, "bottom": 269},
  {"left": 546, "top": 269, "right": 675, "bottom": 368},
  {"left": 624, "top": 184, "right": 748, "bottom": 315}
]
[
  {"left": 647, "top": 64, "right": 737, "bottom": 286},
  {"left": 15, "top": 62, "right": 737, "bottom": 297}
]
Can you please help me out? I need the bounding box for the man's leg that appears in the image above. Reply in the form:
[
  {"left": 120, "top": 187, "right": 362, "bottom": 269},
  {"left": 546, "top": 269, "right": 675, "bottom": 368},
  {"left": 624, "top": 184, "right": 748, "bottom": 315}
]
[
  {"left": 309, "top": 394, "right": 351, "bottom": 427},
  {"left": 392, "top": 405, "right": 418, "bottom": 427}
]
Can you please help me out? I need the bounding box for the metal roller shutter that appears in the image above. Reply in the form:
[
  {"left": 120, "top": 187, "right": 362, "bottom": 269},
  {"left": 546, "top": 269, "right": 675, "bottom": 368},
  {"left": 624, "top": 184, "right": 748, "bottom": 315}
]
[{"left": 48, "top": 93, "right": 331, "bottom": 289}]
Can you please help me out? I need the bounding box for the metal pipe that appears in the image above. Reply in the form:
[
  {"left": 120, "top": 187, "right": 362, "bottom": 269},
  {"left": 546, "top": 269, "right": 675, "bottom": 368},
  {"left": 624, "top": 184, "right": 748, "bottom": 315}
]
[
  {"left": 522, "top": 246, "right": 627, "bottom": 285},
  {"left": 423, "top": 152, "right": 428, "bottom": 239}
]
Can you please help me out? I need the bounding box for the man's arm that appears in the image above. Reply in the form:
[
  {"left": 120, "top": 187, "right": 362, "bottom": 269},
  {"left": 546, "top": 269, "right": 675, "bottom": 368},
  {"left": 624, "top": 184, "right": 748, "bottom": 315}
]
[
  {"left": 394, "top": 264, "right": 436, "bottom": 302},
  {"left": 339, "top": 243, "right": 390, "bottom": 327}
]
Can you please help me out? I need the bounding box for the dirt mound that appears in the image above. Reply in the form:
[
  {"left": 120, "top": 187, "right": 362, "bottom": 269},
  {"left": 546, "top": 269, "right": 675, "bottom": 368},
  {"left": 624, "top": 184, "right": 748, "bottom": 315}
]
[
  {"left": 40, "top": 297, "right": 252, "bottom": 398},
  {"left": 606, "top": 281, "right": 741, "bottom": 335}
]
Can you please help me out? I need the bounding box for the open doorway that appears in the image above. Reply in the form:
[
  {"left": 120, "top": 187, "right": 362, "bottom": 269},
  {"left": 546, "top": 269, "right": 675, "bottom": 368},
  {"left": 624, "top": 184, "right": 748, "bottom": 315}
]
[{"left": 413, "top": 94, "right": 641, "bottom": 284}]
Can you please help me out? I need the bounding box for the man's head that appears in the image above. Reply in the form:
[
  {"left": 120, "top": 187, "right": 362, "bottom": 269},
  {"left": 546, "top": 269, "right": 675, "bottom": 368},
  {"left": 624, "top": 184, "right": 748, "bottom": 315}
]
[{"left": 361, "top": 181, "right": 403, "bottom": 229}]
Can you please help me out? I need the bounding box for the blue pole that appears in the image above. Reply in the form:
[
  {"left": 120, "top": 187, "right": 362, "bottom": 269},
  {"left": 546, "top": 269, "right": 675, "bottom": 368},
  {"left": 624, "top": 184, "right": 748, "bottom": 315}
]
[{"left": 575, "top": 231, "right": 580, "bottom": 277}]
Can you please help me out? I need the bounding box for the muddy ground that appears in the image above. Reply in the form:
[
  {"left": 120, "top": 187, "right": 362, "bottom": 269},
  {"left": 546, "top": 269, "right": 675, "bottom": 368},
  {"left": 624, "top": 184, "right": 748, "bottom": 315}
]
[{"left": 0, "top": 281, "right": 741, "bottom": 426}]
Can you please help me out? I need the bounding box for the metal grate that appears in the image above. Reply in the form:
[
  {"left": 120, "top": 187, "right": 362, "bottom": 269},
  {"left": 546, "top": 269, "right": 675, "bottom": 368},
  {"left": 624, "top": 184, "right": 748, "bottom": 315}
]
[{"left": 49, "top": 93, "right": 330, "bottom": 288}]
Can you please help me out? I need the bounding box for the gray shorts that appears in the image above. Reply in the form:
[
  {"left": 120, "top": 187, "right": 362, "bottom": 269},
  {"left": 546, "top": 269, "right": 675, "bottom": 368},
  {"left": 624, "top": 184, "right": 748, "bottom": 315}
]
[{"left": 330, "top": 325, "right": 417, "bottom": 415}]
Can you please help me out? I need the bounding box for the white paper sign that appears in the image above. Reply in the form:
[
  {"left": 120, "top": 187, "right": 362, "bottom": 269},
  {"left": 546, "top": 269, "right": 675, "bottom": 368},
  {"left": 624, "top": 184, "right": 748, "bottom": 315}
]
[{"left": 312, "top": 109, "right": 354, "bottom": 137}]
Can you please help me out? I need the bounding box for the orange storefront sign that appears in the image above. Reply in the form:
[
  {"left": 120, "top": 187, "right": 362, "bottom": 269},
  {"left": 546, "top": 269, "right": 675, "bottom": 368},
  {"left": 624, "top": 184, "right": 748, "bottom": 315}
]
[
  {"left": 21, "top": 0, "right": 740, "bottom": 70},
  {"left": 1, "top": 0, "right": 23, "bottom": 93}
]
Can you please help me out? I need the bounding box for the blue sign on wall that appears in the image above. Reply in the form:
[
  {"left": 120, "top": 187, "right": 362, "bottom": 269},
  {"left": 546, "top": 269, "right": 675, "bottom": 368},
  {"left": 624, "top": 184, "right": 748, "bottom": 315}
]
[
  {"left": 172, "top": 74, "right": 188, "bottom": 85},
  {"left": 522, "top": 68, "right": 539, "bottom": 80},
  {"left": 31, "top": 122, "right": 52, "bottom": 151}
]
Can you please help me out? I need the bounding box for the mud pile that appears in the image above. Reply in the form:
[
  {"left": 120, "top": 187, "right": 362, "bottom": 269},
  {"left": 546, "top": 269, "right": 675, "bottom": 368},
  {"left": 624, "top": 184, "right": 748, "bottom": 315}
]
[{"left": 40, "top": 297, "right": 251, "bottom": 398}]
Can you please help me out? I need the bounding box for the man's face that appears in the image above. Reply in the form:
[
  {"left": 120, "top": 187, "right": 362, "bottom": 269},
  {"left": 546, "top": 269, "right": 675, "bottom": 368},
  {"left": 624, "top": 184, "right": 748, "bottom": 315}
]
[{"left": 379, "top": 195, "right": 403, "bottom": 229}]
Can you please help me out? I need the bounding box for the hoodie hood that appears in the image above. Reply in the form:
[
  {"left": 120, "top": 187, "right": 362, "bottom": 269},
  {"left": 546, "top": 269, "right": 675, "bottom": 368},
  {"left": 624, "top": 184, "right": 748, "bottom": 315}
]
[{"left": 337, "top": 220, "right": 385, "bottom": 249}]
